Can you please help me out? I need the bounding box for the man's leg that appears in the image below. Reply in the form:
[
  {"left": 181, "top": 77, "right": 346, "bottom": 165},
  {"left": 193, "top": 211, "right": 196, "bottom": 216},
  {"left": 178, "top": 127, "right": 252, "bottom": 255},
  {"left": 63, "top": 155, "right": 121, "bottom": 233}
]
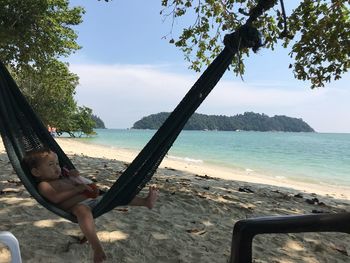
[
  {"left": 128, "top": 185, "right": 159, "bottom": 209},
  {"left": 71, "top": 204, "right": 106, "bottom": 263}
]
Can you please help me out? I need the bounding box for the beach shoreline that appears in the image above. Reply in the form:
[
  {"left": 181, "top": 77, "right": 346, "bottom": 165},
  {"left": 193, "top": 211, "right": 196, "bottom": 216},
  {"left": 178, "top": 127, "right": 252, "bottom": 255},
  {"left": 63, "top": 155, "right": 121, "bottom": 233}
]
[
  {"left": 1, "top": 137, "right": 350, "bottom": 262},
  {"left": 56, "top": 137, "right": 350, "bottom": 201}
]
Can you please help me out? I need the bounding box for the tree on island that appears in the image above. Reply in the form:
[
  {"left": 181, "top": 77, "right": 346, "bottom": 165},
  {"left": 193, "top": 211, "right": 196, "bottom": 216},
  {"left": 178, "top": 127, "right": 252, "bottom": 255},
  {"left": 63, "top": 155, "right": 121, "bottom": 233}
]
[
  {"left": 161, "top": 0, "right": 350, "bottom": 89},
  {"left": 0, "top": 0, "right": 99, "bottom": 136}
]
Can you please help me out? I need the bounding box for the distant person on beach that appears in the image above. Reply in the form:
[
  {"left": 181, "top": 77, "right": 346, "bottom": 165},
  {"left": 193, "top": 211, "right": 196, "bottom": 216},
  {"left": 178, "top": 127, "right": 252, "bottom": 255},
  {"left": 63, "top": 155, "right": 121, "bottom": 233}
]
[
  {"left": 23, "top": 147, "right": 159, "bottom": 263},
  {"left": 47, "top": 125, "right": 56, "bottom": 137}
]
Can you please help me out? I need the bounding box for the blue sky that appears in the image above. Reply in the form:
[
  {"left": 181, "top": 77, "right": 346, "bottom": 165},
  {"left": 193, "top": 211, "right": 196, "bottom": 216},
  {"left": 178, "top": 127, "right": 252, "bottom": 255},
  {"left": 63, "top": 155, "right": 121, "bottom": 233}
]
[{"left": 68, "top": 0, "right": 350, "bottom": 133}]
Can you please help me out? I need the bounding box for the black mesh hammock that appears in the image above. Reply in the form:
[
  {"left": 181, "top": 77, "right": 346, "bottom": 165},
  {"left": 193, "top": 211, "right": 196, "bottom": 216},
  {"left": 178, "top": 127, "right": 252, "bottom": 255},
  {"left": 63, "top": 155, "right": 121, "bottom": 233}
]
[{"left": 0, "top": 26, "right": 261, "bottom": 223}]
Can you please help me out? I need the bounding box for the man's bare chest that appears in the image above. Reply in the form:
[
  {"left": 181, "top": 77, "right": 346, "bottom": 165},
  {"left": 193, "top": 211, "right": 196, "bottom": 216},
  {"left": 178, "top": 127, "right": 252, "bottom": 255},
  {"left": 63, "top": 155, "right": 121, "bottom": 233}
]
[{"left": 51, "top": 178, "right": 75, "bottom": 191}]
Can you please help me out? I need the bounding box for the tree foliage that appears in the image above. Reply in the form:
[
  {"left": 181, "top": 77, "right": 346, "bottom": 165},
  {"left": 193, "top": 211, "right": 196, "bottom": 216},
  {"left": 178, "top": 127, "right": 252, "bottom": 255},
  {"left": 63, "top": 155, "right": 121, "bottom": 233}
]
[
  {"left": 0, "top": 1, "right": 100, "bottom": 137},
  {"left": 132, "top": 112, "right": 314, "bottom": 132},
  {"left": 12, "top": 59, "right": 96, "bottom": 136},
  {"left": 13, "top": 60, "right": 78, "bottom": 127},
  {"left": 161, "top": 0, "right": 350, "bottom": 88},
  {"left": 56, "top": 106, "right": 97, "bottom": 137},
  {"left": 0, "top": 0, "right": 84, "bottom": 69},
  {"left": 16, "top": 59, "right": 100, "bottom": 137}
]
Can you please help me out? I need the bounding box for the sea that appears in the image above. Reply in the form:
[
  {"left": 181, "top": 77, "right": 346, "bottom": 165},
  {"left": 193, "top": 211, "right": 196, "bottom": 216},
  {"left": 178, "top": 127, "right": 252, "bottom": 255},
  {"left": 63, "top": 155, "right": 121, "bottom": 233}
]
[{"left": 79, "top": 129, "right": 350, "bottom": 188}]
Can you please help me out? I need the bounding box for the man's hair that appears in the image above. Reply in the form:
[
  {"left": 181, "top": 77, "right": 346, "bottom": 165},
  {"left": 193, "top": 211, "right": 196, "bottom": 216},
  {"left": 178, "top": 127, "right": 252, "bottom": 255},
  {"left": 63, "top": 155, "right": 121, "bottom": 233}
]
[{"left": 22, "top": 147, "right": 52, "bottom": 170}]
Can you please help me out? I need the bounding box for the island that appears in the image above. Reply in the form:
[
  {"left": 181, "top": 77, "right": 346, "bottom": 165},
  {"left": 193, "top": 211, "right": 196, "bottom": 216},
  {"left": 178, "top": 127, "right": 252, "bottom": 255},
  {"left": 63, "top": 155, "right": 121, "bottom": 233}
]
[
  {"left": 132, "top": 112, "right": 315, "bottom": 132},
  {"left": 92, "top": 114, "right": 106, "bottom": 129}
]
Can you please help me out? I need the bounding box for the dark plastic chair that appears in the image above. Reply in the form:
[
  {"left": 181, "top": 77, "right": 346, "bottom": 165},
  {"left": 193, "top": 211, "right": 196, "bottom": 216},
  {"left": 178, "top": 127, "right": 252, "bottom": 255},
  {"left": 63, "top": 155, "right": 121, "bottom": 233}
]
[{"left": 229, "top": 212, "right": 350, "bottom": 263}]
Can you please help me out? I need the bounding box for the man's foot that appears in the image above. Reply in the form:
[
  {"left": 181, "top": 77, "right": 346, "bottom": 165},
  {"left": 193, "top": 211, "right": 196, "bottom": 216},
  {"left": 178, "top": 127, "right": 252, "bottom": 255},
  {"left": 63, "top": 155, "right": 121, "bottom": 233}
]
[{"left": 145, "top": 185, "right": 159, "bottom": 209}]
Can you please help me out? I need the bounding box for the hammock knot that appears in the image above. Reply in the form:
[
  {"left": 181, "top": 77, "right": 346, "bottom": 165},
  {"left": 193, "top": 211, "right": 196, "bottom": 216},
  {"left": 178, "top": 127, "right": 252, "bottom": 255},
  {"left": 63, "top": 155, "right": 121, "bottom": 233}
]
[{"left": 224, "top": 25, "right": 262, "bottom": 54}]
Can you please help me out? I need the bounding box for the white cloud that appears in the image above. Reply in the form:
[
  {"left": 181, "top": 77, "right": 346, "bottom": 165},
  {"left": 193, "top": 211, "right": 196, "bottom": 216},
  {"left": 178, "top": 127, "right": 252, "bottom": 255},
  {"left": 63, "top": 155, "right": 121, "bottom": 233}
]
[
  {"left": 70, "top": 63, "right": 194, "bottom": 127},
  {"left": 70, "top": 63, "right": 350, "bottom": 133}
]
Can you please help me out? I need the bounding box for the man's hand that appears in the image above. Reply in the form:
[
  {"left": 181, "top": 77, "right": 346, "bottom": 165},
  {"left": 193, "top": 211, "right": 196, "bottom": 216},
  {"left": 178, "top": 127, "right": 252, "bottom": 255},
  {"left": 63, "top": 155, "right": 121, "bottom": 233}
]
[{"left": 83, "top": 184, "right": 99, "bottom": 198}]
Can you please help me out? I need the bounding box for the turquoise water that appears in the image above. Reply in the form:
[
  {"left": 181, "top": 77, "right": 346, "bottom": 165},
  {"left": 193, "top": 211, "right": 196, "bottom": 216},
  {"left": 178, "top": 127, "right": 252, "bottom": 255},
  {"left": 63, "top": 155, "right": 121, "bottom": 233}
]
[{"left": 80, "top": 129, "right": 350, "bottom": 187}]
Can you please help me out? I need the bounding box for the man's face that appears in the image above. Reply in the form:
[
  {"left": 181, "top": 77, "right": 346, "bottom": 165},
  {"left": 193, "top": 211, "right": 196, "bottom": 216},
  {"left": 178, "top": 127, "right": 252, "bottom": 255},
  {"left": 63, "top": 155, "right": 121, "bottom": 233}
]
[{"left": 32, "top": 151, "right": 61, "bottom": 181}]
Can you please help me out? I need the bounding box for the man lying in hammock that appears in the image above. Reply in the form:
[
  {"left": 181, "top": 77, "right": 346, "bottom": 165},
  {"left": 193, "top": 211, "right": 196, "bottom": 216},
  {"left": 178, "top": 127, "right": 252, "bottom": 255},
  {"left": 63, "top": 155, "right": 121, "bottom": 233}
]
[{"left": 23, "top": 147, "right": 159, "bottom": 263}]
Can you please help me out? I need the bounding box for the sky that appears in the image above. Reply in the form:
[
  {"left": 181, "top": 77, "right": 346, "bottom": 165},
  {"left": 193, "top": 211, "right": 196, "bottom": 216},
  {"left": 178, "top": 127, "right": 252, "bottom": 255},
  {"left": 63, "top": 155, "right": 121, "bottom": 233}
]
[{"left": 67, "top": 0, "right": 350, "bottom": 133}]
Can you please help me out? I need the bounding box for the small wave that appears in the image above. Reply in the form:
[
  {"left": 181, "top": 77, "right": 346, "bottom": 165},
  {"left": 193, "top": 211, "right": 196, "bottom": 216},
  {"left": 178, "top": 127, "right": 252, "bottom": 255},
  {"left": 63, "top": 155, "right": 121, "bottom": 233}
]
[
  {"left": 184, "top": 157, "right": 203, "bottom": 163},
  {"left": 168, "top": 155, "right": 203, "bottom": 163},
  {"left": 245, "top": 168, "right": 254, "bottom": 173},
  {"left": 275, "top": 175, "right": 286, "bottom": 180}
]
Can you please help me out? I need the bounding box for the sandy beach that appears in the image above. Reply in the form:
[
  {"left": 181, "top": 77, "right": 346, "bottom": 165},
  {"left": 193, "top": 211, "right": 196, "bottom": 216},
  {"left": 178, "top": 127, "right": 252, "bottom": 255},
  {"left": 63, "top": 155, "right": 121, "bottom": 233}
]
[{"left": 1, "top": 137, "right": 350, "bottom": 262}]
